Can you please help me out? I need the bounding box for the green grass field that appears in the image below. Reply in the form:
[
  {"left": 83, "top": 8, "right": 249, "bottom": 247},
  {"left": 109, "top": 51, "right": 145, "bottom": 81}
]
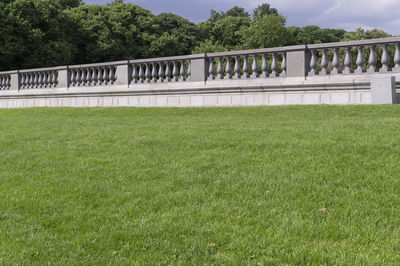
[{"left": 1, "top": 106, "right": 400, "bottom": 264}]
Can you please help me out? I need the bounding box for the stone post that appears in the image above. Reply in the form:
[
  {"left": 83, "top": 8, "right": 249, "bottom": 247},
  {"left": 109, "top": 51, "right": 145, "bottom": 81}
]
[
  {"left": 189, "top": 54, "right": 208, "bottom": 82},
  {"left": 286, "top": 45, "right": 310, "bottom": 78},
  {"left": 58, "top": 67, "right": 69, "bottom": 89},
  {"left": 371, "top": 76, "right": 397, "bottom": 104},
  {"left": 114, "top": 61, "right": 131, "bottom": 86},
  {"left": 10, "top": 71, "right": 20, "bottom": 90}
]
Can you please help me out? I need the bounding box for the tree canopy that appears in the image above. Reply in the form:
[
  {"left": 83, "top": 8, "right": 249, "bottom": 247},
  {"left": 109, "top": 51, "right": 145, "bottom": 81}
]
[{"left": 0, "top": 1, "right": 393, "bottom": 71}]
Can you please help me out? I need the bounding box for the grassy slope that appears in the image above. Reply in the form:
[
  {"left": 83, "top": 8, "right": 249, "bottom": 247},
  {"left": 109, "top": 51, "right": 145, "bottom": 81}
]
[{"left": 0, "top": 106, "right": 400, "bottom": 265}]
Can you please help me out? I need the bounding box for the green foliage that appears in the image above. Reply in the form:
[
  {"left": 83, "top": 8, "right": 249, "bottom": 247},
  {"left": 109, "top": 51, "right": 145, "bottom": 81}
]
[
  {"left": 208, "top": 6, "right": 250, "bottom": 22},
  {"left": 241, "top": 15, "right": 287, "bottom": 49},
  {"left": 342, "top": 27, "right": 392, "bottom": 41},
  {"left": 192, "top": 39, "right": 227, "bottom": 54},
  {"left": 252, "top": 3, "right": 279, "bottom": 20},
  {"left": 0, "top": 0, "right": 76, "bottom": 71},
  {"left": 286, "top": 25, "right": 346, "bottom": 45},
  {"left": 0, "top": 1, "right": 394, "bottom": 71}
]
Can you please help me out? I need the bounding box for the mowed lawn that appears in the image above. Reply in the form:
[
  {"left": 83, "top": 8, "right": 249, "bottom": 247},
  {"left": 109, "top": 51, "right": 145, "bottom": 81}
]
[{"left": 1, "top": 106, "right": 400, "bottom": 265}]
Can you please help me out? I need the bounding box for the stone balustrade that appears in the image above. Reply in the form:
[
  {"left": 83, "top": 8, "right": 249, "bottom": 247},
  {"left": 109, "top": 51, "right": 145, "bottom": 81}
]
[
  {"left": 129, "top": 55, "right": 199, "bottom": 84},
  {"left": 308, "top": 37, "right": 400, "bottom": 76},
  {"left": 0, "top": 73, "right": 11, "bottom": 90},
  {"left": 69, "top": 62, "right": 120, "bottom": 87},
  {"left": 19, "top": 68, "right": 59, "bottom": 89},
  {"left": 206, "top": 47, "right": 295, "bottom": 80},
  {"left": 0, "top": 37, "right": 399, "bottom": 93}
]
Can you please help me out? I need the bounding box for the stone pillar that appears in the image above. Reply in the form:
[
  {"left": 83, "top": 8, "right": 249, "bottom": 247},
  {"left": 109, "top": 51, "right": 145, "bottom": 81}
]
[
  {"left": 10, "top": 72, "right": 20, "bottom": 90},
  {"left": 114, "top": 62, "right": 131, "bottom": 86},
  {"left": 190, "top": 54, "right": 207, "bottom": 82},
  {"left": 371, "top": 76, "right": 396, "bottom": 104},
  {"left": 58, "top": 68, "right": 69, "bottom": 89},
  {"left": 286, "top": 46, "right": 310, "bottom": 78}
]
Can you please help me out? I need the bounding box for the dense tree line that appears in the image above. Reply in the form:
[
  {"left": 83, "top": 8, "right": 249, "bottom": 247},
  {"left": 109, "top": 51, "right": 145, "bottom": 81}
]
[{"left": 0, "top": 0, "right": 393, "bottom": 71}]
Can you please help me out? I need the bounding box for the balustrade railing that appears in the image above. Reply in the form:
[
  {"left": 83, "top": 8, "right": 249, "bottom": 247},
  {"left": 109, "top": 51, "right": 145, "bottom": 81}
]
[
  {"left": 129, "top": 55, "right": 193, "bottom": 84},
  {"left": 19, "top": 69, "right": 58, "bottom": 89},
  {"left": 0, "top": 74, "right": 11, "bottom": 90},
  {"left": 69, "top": 63, "right": 118, "bottom": 87},
  {"left": 0, "top": 38, "right": 399, "bottom": 91},
  {"left": 206, "top": 47, "right": 292, "bottom": 80},
  {"left": 308, "top": 37, "right": 400, "bottom": 76}
]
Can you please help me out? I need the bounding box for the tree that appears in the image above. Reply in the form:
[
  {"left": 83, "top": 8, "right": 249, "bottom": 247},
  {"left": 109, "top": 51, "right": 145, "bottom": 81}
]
[
  {"left": 58, "top": 0, "right": 81, "bottom": 9},
  {"left": 151, "top": 13, "right": 201, "bottom": 56},
  {"left": 286, "top": 25, "right": 346, "bottom": 45},
  {"left": 208, "top": 6, "right": 250, "bottom": 22},
  {"left": 66, "top": 3, "right": 156, "bottom": 63},
  {"left": 342, "top": 28, "right": 391, "bottom": 41},
  {"left": 241, "top": 14, "right": 287, "bottom": 49},
  {"left": 253, "top": 3, "right": 278, "bottom": 20},
  {"left": 0, "top": 0, "right": 77, "bottom": 70}
]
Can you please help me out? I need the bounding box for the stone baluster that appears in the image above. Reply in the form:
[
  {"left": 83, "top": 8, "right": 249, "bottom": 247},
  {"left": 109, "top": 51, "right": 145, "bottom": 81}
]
[
  {"left": 44, "top": 72, "right": 49, "bottom": 87},
  {"left": 99, "top": 68, "right": 105, "bottom": 85},
  {"left": 144, "top": 64, "right": 150, "bottom": 83},
  {"left": 208, "top": 58, "right": 215, "bottom": 79},
  {"left": 29, "top": 74, "right": 34, "bottom": 88},
  {"left": 110, "top": 67, "right": 116, "bottom": 84},
  {"left": 71, "top": 70, "right": 76, "bottom": 86},
  {"left": 243, "top": 56, "right": 249, "bottom": 78},
  {"left": 217, "top": 58, "right": 224, "bottom": 79},
  {"left": 394, "top": 43, "right": 400, "bottom": 71},
  {"left": 271, "top": 53, "right": 278, "bottom": 77},
  {"left": 355, "top": 46, "right": 364, "bottom": 74},
  {"left": 343, "top": 47, "right": 353, "bottom": 74},
  {"left": 48, "top": 72, "right": 53, "bottom": 87},
  {"left": 23, "top": 74, "right": 28, "bottom": 89},
  {"left": 251, "top": 55, "right": 259, "bottom": 78},
  {"left": 187, "top": 62, "right": 191, "bottom": 80},
  {"left": 158, "top": 62, "right": 165, "bottom": 82},
  {"left": 367, "top": 45, "right": 377, "bottom": 73},
  {"left": 380, "top": 44, "right": 389, "bottom": 72},
  {"left": 103, "top": 67, "right": 109, "bottom": 85},
  {"left": 172, "top": 61, "right": 178, "bottom": 81},
  {"left": 225, "top": 57, "right": 232, "bottom": 79},
  {"left": 21, "top": 74, "right": 24, "bottom": 89},
  {"left": 77, "top": 69, "right": 82, "bottom": 86},
  {"left": 180, "top": 61, "right": 186, "bottom": 81},
  {"left": 39, "top": 72, "right": 44, "bottom": 88},
  {"left": 165, "top": 62, "right": 172, "bottom": 81},
  {"left": 52, "top": 71, "right": 58, "bottom": 87},
  {"left": 81, "top": 69, "right": 87, "bottom": 86},
  {"left": 0, "top": 76, "right": 3, "bottom": 90},
  {"left": 233, "top": 56, "right": 241, "bottom": 79},
  {"left": 33, "top": 73, "right": 38, "bottom": 88},
  {"left": 331, "top": 48, "right": 341, "bottom": 74},
  {"left": 131, "top": 65, "right": 138, "bottom": 83},
  {"left": 280, "top": 53, "right": 287, "bottom": 77},
  {"left": 45, "top": 72, "right": 50, "bottom": 88},
  {"left": 261, "top": 54, "right": 269, "bottom": 78},
  {"left": 139, "top": 64, "right": 145, "bottom": 83},
  {"left": 320, "top": 49, "right": 329, "bottom": 75},
  {"left": 92, "top": 68, "right": 98, "bottom": 85},
  {"left": 87, "top": 69, "right": 92, "bottom": 86},
  {"left": 309, "top": 50, "right": 317, "bottom": 75},
  {"left": 152, "top": 63, "right": 158, "bottom": 82},
  {"left": 332, "top": 48, "right": 341, "bottom": 74}
]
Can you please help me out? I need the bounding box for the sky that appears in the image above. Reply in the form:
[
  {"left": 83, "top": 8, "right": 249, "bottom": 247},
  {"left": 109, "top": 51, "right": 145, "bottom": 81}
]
[{"left": 84, "top": 0, "right": 400, "bottom": 35}]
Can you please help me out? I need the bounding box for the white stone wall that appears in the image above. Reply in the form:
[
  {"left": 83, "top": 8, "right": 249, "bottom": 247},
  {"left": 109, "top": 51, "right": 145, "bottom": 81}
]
[{"left": 0, "top": 90, "right": 372, "bottom": 108}]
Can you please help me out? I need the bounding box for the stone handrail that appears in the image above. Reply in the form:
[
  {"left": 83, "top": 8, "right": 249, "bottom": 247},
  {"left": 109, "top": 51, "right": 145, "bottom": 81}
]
[{"left": 0, "top": 37, "right": 400, "bottom": 91}]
